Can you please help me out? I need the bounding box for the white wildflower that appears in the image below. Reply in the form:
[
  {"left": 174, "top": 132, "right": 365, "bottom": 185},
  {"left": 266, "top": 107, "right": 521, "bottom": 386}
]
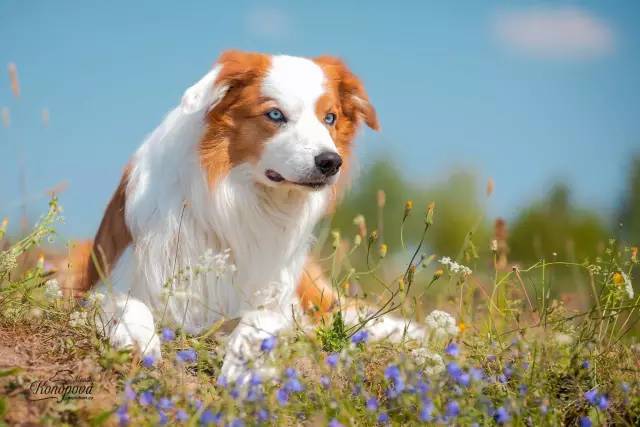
[
  {"left": 425, "top": 310, "right": 458, "bottom": 341},
  {"left": 438, "top": 257, "right": 452, "bottom": 265},
  {"left": 44, "top": 279, "right": 62, "bottom": 300},
  {"left": 411, "top": 347, "right": 445, "bottom": 376},
  {"left": 87, "top": 292, "right": 105, "bottom": 305},
  {"left": 438, "top": 257, "right": 472, "bottom": 276},
  {"left": 69, "top": 311, "right": 87, "bottom": 328},
  {"left": 622, "top": 272, "right": 634, "bottom": 299},
  {"left": 490, "top": 239, "right": 498, "bottom": 252},
  {"left": 198, "top": 248, "right": 237, "bottom": 277},
  {"left": 554, "top": 332, "right": 574, "bottom": 346}
]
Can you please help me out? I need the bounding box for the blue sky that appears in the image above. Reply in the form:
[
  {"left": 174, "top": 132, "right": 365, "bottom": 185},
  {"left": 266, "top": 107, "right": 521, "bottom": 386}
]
[{"left": 1, "top": 1, "right": 639, "bottom": 237}]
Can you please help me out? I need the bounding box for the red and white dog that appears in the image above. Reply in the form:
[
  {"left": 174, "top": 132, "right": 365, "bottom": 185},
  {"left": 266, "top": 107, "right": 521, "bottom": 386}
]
[{"left": 75, "top": 51, "right": 423, "bottom": 381}]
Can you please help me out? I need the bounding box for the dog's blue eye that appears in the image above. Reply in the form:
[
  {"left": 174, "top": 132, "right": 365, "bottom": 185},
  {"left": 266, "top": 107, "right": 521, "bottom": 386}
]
[
  {"left": 324, "top": 113, "right": 336, "bottom": 125},
  {"left": 266, "top": 108, "right": 286, "bottom": 123}
]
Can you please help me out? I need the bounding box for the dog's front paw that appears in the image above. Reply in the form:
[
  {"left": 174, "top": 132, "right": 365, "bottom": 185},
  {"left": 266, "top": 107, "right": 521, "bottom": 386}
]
[
  {"left": 98, "top": 295, "right": 162, "bottom": 359},
  {"left": 110, "top": 319, "right": 162, "bottom": 359},
  {"left": 219, "top": 310, "right": 289, "bottom": 384}
]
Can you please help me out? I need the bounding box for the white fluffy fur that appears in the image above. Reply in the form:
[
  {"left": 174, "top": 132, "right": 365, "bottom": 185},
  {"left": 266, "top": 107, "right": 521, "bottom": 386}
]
[{"left": 97, "top": 54, "right": 424, "bottom": 382}]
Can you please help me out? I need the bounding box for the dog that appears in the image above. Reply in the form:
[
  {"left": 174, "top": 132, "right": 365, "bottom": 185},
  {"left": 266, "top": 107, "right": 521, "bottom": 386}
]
[{"left": 72, "top": 50, "right": 425, "bottom": 382}]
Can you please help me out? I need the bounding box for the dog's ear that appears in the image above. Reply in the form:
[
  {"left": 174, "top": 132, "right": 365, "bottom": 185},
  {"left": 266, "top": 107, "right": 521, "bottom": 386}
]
[
  {"left": 314, "top": 56, "right": 380, "bottom": 131},
  {"left": 181, "top": 50, "right": 269, "bottom": 115}
]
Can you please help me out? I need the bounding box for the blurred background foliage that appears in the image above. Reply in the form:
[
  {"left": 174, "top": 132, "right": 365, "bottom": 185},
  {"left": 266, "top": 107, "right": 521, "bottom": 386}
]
[
  {"left": 330, "top": 159, "right": 489, "bottom": 259},
  {"left": 329, "top": 153, "right": 640, "bottom": 269}
]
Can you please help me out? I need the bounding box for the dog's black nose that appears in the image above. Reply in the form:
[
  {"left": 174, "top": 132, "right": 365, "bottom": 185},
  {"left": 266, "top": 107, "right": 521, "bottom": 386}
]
[{"left": 314, "top": 152, "right": 343, "bottom": 177}]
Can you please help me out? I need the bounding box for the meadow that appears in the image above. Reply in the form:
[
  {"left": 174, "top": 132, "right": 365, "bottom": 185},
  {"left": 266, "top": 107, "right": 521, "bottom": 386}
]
[{"left": 0, "top": 191, "right": 639, "bottom": 426}]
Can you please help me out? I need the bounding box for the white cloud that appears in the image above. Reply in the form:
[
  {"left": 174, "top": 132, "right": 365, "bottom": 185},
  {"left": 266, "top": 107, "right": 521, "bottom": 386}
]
[
  {"left": 245, "top": 6, "right": 291, "bottom": 40},
  {"left": 493, "top": 6, "right": 614, "bottom": 60}
]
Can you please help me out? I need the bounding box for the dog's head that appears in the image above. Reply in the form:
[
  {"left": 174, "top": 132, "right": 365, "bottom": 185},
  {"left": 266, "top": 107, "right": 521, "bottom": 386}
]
[{"left": 182, "top": 50, "right": 379, "bottom": 191}]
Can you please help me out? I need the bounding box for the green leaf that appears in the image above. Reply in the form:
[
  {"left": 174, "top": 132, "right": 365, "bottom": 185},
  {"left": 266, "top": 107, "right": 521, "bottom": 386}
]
[
  {"left": 0, "top": 367, "right": 22, "bottom": 378},
  {"left": 89, "top": 409, "right": 114, "bottom": 426}
]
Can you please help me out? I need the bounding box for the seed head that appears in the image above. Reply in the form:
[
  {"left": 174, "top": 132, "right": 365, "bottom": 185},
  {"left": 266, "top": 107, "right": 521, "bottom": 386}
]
[
  {"left": 379, "top": 243, "right": 388, "bottom": 258},
  {"left": 403, "top": 200, "right": 413, "bottom": 220},
  {"left": 425, "top": 202, "right": 435, "bottom": 225},
  {"left": 331, "top": 230, "right": 341, "bottom": 249},
  {"left": 377, "top": 190, "right": 386, "bottom": 208},
  {"left": 486, "top": 178, "right": 494, "bottom": 197}
]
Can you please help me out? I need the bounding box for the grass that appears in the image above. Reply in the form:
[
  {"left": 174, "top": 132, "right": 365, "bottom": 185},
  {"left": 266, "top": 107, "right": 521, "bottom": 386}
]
[{"left": 1, "top": 198, "right": 639, "bottom": 426}]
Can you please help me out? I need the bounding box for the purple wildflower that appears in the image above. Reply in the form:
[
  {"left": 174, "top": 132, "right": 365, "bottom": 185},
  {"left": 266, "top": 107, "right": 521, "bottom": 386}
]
[
  {"left": 159, "top": 412, "right": 169, "bottom": 425},
  {"left": 581, "top": 360, "right": 590, "bottom": 369},
  {"left": 366, "top": 397, "right": 378, "bottom": 411},
  {"left": 157, "top": 397, "right": 173, "bottom": 411},
  {"left": 351, "top": 330, "right": 369, "bottom": 344},
  {"left": 284, "top": 367, "right": 297, "bottom": 378},
  {"left": 457, "top": 373, "right": 470, "bottom": 387},
  {"left": 246, "top": 387, "right": 262, "bottom": 402},
  {"left": 352, "top": 384, "right": 362, "bottom": 396},
  {"left": 446, "top": 362, "right": 463, "bottom": 379},
  {"left": 139, "top": 390, "right": 154, "bottom": 406},
  {"left": 276, "top": 388, "right": 289, "bottom": 406},
  {"left": 230, "top": 419, "right": 244, "bottom": 427},
  {"left": 503, "top": 366, "right": 513, "bottom": 379},
  {"left": 518, "top": 384, "right": 528, "bottom": 396},
  {"left": 176, "top": 349, "right": 197, "bottom": 363},
  {"left": 384, "top": 365, "right": 401, "bottom": 381},
  {"left": 320, "top": 375, "right": 331, "bottom": 389},
  {"left": 161, "top": 327, "right": 175, "bottom": 341},
  {"left": 284, "top": 378, "right": 303, "bottom": 393},
  {"left": 142, "top": 354, "right": 155, "bottom": 368},
  {"left": 445, "top": 342, "right": 459, "bottom": 357},
  {"left": 470, "top": 367, "right": 484, "bottom": 381},
  {"left": 580, "top": 417, "right": 592, "bottom": 427},
  {"left": 124, "top": 383, "right": 136, "bottom": 401},
  {"left": 328, "top": 419, "right": 343, "bottom": 427},
  {"left": 584, "top": 389, "right": 598, "bottom": 405},
  {"left": 216, "top": 376, "right": 228, "bottom": 388},
  {"left": 377, "top": 413, "right": 389, "bottom": 424},
  {"left": 326, "top": 353, "right": 339, "bottom": 368},
  {"left": 191, "top": 399, "right": 203, "bottom": 410},
  {"left": 199, "top": 409, "right": 221, "bottom": 425},
  {"left": 257, "top": 409, "right": 269, "bottom": 422},
  {"left": 250, "top": 373, "right": 262, "bottom": 386},
  {"left": 598, "top": 395, "right": 609, "bottom": 410},
  {"left": 176, "top": 409, "right": 189, "bottom": 422},
  {"left": 419, "top": 403, "right": 433, "bottom": 422},
  {"left": 116, "top": 405, "right": 129, "bottom": 426},
  {"left": 260, "top": 336, "right": 277, "bottom": 352},
  {"left": 445, "top": 400, "right": 460, "bottom": 417},
  {"left": 493, "top": 407, "right": 510, "bottom": 424},
  {"left": 230, "top": 387, "right": 240, "bottom": 400}
]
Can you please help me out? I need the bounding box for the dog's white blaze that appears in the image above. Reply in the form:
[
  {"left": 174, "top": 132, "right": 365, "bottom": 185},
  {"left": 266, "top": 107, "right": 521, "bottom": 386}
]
[{"left": 256, "top": 55, "right": 339, "bottom": 186}]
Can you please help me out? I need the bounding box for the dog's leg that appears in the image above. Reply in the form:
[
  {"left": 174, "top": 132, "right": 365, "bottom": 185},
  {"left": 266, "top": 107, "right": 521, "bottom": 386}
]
[
  {"left": 95, "top": 293, "right": 162, "bottom": 359},
  {"left": 220, "top": 309, "right": 291, "bottom": 384},
  {"left": 342, "top": 306, "right": 426, "bottom": 343},
  {"left": 365, "top": 313, "right": 426, "bottom": 342}
]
